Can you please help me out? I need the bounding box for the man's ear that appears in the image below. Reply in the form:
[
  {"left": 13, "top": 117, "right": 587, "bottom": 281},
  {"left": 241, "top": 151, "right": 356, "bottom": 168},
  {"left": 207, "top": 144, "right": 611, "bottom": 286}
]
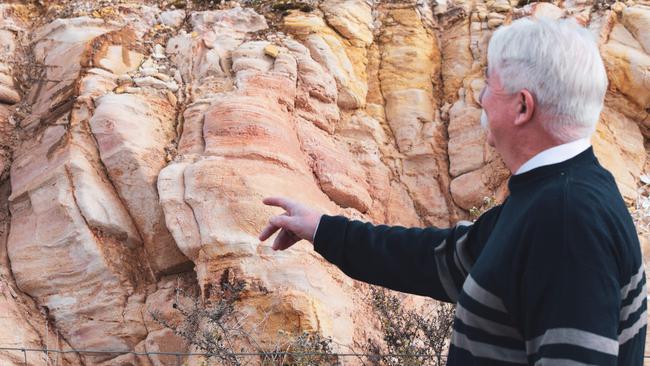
[{"left": 514, "top": 89, "right": 535, "bottom": 126}]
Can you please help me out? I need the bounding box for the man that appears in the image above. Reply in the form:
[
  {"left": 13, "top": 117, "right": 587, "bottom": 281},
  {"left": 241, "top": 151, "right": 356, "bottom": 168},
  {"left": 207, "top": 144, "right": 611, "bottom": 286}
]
[{"left": 259, "top": 17, "right": 647, "bottom": 365}]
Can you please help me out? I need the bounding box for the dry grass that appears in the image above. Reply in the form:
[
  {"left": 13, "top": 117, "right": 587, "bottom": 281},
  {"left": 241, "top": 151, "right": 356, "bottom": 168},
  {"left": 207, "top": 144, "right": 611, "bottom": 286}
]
[{"left": 362, "top": 287, "right": 454, "bottom": 366}]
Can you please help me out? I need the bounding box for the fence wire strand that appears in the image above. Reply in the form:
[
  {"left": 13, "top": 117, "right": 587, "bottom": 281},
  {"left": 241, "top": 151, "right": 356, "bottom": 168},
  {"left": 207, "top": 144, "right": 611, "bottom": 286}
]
[
  {"left": 1, "top": 346, "right": 649, "bottom": 364},
  {"left": 0, "top": 346, "right": 446, "bottom": 365},
  {"left": 1, "top": 347, "right": 438, "bottom": 357}
]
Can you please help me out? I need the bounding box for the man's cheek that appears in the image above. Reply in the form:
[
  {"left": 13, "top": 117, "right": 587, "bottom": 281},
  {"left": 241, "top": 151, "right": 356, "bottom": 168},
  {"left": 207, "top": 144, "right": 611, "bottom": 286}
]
[{"left": 486, "top": 130, "right": 495, "bottom": 147}]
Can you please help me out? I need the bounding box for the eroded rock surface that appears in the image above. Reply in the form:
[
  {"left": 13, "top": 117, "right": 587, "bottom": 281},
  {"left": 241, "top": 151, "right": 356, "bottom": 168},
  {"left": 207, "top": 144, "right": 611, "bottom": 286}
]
[{"left": 0, "top": 1, "right": 647, "bottom": 364}]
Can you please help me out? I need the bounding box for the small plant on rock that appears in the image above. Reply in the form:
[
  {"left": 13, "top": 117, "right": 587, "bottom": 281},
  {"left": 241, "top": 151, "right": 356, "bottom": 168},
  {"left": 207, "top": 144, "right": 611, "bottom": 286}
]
[
  {"left": 363, "top": 287, "right": 455, "bottom": 366},
  {"left": 150, "top": 270, "right": 338, "bottom": 366}
]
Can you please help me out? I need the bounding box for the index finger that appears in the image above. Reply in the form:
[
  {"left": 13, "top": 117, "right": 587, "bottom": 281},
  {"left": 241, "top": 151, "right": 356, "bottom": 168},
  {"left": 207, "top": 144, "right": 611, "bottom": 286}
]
[{"left": 262, "top": 197, "right": 296, "bottom": 212}]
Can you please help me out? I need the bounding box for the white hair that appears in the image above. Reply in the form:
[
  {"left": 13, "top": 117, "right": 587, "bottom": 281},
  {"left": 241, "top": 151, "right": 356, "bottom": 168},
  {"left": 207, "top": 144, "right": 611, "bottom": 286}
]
[{"left": 487, "top": 17, "right": 608, "bottom": 142}]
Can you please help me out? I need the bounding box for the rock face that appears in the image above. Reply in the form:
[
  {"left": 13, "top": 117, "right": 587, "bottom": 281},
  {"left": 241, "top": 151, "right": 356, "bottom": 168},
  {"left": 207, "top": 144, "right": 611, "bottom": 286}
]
[{"left": 0, "top": 1, "right": 647, "bottom": 365}]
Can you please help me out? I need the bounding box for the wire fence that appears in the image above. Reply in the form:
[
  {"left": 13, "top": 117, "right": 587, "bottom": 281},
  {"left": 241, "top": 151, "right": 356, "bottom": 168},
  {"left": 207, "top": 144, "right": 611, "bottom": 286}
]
[
  {"left": 1, "top": 347, "right": 650, "bottom": 366},
  {"left": 0, "top": 346, "right": 450, "bottom": 366}
]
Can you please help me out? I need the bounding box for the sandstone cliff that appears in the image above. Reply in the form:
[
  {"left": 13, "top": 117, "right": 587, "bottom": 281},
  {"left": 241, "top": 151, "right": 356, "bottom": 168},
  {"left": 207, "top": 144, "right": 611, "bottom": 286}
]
[{"left": 0, "top": 0, "right": 647, "bottom": 365}]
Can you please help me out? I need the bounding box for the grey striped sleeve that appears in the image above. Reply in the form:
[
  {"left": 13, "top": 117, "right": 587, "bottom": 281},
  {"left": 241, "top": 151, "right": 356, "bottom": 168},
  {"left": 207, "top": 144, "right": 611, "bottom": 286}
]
[
  {"left": 618, "top": 309, "right": 647, "bottom": 344},
  {"left": 433, "top": 221, "right": 475, "bottom": 302},
  {"left": 455, "top": 303, "right": 522, "bottom": 340},
  {"left": 463, "top": 274, "right": 507, "bottom": 313},
  {"left": 534, "top": 358, "right": 596, "bottom": 365},
  {"left": 526, "top": 328, "right": 619, "bottom": 357},
  {"left": 452, "top": 330, "right": 527, "bottom": 364},
  {"left": 434, "top": 237, "right": 459, "bottom": 302},
  {"left": 620, "top": 264, "right": 644, "bottom": 300}
]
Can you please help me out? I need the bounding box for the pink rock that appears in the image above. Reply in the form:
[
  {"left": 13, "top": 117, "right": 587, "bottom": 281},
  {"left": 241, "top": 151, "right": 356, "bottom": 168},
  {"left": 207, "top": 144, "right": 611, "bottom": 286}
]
[{"left": 296, "top": 118, "right": 372, "bottom": 212}]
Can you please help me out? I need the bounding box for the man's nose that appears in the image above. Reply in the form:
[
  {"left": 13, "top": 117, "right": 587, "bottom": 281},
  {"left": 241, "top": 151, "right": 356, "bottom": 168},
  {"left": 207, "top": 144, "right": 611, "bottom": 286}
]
[{"left": 478, "top": 87, "right": 486, "bottom": 106}]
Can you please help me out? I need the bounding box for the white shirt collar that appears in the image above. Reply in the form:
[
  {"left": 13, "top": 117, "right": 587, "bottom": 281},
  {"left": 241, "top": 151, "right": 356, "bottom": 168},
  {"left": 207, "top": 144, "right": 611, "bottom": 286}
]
[{"left": 515, "top": 138, "right": 591, "bottom": 175}]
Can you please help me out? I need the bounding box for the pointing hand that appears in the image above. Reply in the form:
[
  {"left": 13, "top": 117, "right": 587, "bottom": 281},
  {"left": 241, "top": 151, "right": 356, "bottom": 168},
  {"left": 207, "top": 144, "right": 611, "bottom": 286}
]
[{"left": 259, "top": 197, "right": 323, "bottom": 251}]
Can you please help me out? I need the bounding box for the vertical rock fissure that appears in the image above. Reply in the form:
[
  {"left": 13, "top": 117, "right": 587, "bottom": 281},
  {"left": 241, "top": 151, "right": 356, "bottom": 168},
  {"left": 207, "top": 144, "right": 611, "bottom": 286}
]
[
  {"left": 80, "top": 116, "right": 157, "bottom": 283},
  {"left": 431, "top": 21, "right": 463, "bottom": 224},
  {"left": 373, "top": 4, "right": 424, "bottom": 224}
]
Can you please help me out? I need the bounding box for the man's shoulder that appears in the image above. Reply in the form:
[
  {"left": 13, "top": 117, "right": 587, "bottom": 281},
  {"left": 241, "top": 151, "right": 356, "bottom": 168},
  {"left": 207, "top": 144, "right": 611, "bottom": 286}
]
[
  {"left": 565, "top": 161, "right": 630, "bottom": 219},
  {"left": 525, "top": 159, "right": 624, "bottom": 216},
  {"left": 515, "top": 162, "right": 632, "bottom": 238},
  {"left": 525, "top": 162, "right": 638, "bottom": 259}
]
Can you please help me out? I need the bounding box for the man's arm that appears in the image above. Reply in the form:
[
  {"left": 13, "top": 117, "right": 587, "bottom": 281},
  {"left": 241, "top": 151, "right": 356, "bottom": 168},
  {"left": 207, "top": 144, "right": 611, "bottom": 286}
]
[
  {"left": 314, "top": 214, "right": 472, "bottom": 301},
  {"left": 260, "top": 196, "right": 502, "bottom": 302}
]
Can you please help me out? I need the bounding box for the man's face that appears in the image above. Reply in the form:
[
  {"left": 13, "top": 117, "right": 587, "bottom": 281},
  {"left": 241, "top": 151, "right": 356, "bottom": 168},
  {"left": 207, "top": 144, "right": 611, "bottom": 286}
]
[{"left": 478, "top": 68, "right": 520, "bottom": 149}]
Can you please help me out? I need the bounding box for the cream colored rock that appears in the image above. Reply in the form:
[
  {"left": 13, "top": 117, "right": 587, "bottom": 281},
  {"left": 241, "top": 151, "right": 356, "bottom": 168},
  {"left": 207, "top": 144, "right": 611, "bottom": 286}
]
[
  {"left": 593, "top": 107, "right": 646, "bottom": 201},
  {"left": 609, "top": 22, "right": 645, "bottom": 50},
  {"left": 487, "top": 13, "right": 506, "bottom": 28},
  {"left": 376, "top": 4, "right": 452, "bottom": 225},
  {"left": 264, "top": 43, "right": 280, "bottom": 58},
  {"left": 448, "top": 101, "right": 486, "bottom": 177},
  {"left": 284, "top": 11, "right": 368, "bottom": 110},
  {"left": 489, "top": 0, "right": 512, "bottom": 12},
  {"left": 158, "top": 38, "right": 376, "bottom": 351},
  {"left": 189, "top": 6, "right": 267, "bottom": 35},
  {"left": 89, "top": 93, "right": 191, "bottom": 274},
  {"left": 0, "top": 279, "right": 57, "bottom": 366},
  {"left": 166, "top": 7, "right": 267, "bottom": 101},
  {"left": 285, "top": 38, "right": 340, "bottom": 134},
  {"left": 159, "top": 157, "right": 361, "bottom": 347},
  {"left": 320, "top": 0, "right": 374, "bottom": 47},
  {"left": 142, "top": 274, "right": 196, "bottom": 366},
  {"left": 377, "top": 6, "right": 440, "bottom": 153},
  {"left": 602, "top": 23, "right": 650, "bottom": 109},
  {"left": 231, "top": 40, "right": 276, "bottom": 73},
  {"left": 622, "top": 5, "right": 650, "bottom": 54},
  {"left": 159, "top": 9, "right": 186, "bottom": 28},
  {"left": 0, "top": 84, "right": 19, "bottom": 105},
  {"left": 450, "top": 160, "right": 510, "bottom": 210},
  {"left": 612, "top": 1, "right": 627, "bottom": 13},
  {"left": 20, "top": 17, "right": 119, "bottom": 130},
  {"left": 8, "top": 124, "right": 151, "bottom": 360},
  {"left": 80, "top": 68, "right": 119, "bottom": 97},
  {"left": 2, "top": 12, "right": 167, "bottom": 366},
  {"left": 337, "top": 111, "right": 423, "bottom": 226},
  {"left": 0, "top": 180, "right": 80, "bottom": 366},
  {"left": 0, "top": 29, "right": 20, "bottom": 105},
  {"left": 97, "top": 46, "right": 144, "bottom": 75}
]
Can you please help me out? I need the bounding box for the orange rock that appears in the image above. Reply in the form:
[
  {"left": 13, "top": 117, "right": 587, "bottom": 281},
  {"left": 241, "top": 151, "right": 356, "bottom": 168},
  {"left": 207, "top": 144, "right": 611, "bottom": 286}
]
[{"left": 0, "top": 3, "right": 648, "bottom": 364}]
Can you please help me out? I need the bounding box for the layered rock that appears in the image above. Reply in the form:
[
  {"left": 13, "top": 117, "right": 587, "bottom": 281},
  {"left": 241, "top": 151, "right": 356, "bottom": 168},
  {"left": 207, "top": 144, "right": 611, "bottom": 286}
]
[
  {"left": 0, "top": 180, "right": 82, "bottom": 366},
  {"left": 4, "top": 6, "right": 178, "bottom": 365},
  {"left": 591, "top": 6, "right": 650, "bottom": 200},
  {"left": 0, "top": 6, "right": 82, "bottom": 366},
  {"left": 89, "top": 91, "right": 190, "bottom": 274},
  {"left": 443, "top": 1, "right": 650, "bottom": 207},
  {"left": 283, "top": 0, "right": 371, "bottom": 110},
  {"left": 0, "top": 1, "right": 647, "bottom": 365},
  {"left": 158, "top": 21, "right": 365, "bottom": 348}
]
